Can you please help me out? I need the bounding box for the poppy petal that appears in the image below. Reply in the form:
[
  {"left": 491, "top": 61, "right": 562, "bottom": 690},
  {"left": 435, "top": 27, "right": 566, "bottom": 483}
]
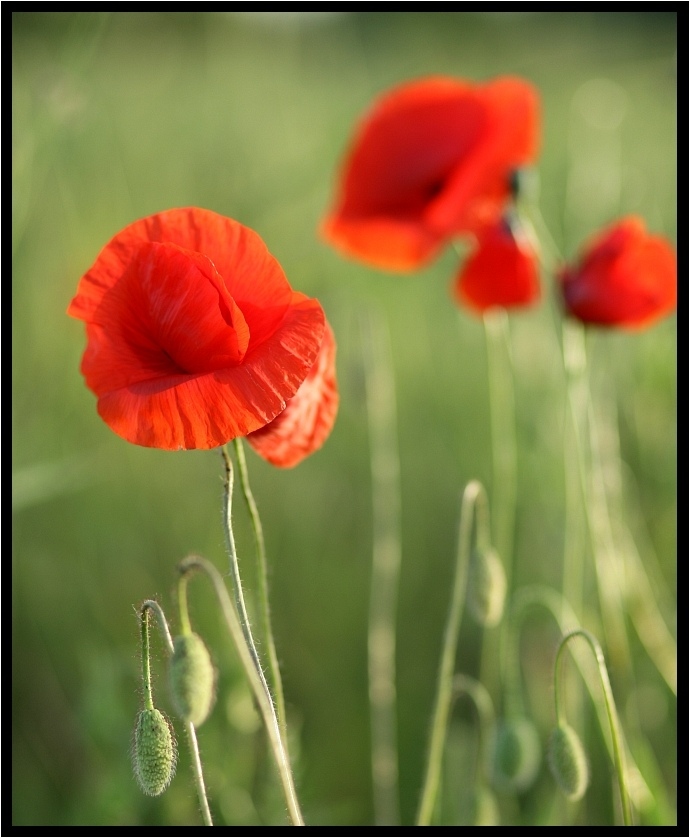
[
  {"left": 68, "top": 209, "right": 330, "bottom": 450},
  {"left": 94, "top": 295, "right": 325, "bottom": 450},
  {"left": 321, "top": 76, "right": 540, "bottom": 271},
  {"left": 560, "top": 217, "right": 677, "bottom": 329},
  {"left": 68, "top": 208, "right": 292, "bottom": 349},
  {"left": 453, "top": 219, "right": 540, "bottom": 313},
  {"left": 247, "top": 320, "right": 338, "bottom": 468}
]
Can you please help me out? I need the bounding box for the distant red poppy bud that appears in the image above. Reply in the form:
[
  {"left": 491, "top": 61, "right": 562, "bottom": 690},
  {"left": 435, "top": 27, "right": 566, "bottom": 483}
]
[
  {"left": 247, "top": 320, "right": 338, "bottom": 468},
  {"left": 321, "top": 76, "right": 540, "bottom": 272},
  {"left": 559, "top": 217, "right": 677, "bottom": 329},
  {"left": 68, "top": 208, "right": 326, "bottom": 450},
  {"left": 453, "top": 218, "right": 540, "bottom": 313}
]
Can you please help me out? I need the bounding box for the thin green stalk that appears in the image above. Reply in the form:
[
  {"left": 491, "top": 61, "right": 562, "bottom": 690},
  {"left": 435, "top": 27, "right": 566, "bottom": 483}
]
[
  {"left": 140, "top": 605, "right": 156, "bottom": 711},
  {"left": 185, "top": 722, "right": 214, "bottom": 827},
  {"left": 554, "top": 629, "right": 633, "bottom": 826},
  {"left": 417, "top": 481, "right": 489, "bottom": 826},
  {"left": 562, "top": 324, "right": 631, "bottom": 674},
  {"left": 233, "top": 438, "right": 288, "bottom": 737},
  {"left": 361, "top": 310, "right": 401, "bottom": 826},
  {"left": 178, "top": 555, "right": 304, "bottom": 826},
  {"left": 220, "top": 445, "right": 263, "bottom": 678},
  {"left": 483, "top": 309, "right": 517, "bottom": 583}
]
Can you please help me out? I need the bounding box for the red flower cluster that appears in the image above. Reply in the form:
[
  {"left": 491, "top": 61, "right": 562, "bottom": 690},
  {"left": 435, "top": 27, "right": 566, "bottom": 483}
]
[
  {"left": 559, "top": 217, "right": 677, "bottom": 329},
  {"left": 68, "top": 208, "right": 337, "bottom": 464},
  {"left": 321, "top": 75, "right": 541, "bottom": 313}
]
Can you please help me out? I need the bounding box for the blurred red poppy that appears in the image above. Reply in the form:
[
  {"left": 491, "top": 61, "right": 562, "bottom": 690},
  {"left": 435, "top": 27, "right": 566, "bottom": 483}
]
[
  {"left": 247, "top": 320, "right": 338, "bottom": 468},
  {"left": 559, "top": 217, "right": 677, "bottom": 329},
  {"left": 321, "top": 75, "right": 539, "bottom": 272},
  {"left": 453, "top": 218, "right": 540, "bottom": 314},
  {"left": 67, "top": 208, "right": 327, "bottom": 450}
]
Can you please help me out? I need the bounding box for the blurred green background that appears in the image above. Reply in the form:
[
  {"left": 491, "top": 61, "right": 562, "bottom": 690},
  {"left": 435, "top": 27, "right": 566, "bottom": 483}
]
[{"left": 12, "top": 11, "right": 676, "bottom": 827}]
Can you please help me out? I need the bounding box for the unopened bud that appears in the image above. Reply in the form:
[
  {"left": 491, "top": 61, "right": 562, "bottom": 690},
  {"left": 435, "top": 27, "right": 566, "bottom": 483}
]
[
  {"left": 169, "top": 632, "right": 216, "bottom": 727},
  {"left": 490, "top": 717, "right": 541, "bottom": 793},
  {"left": 133, "top": 708, "right": 176, "bottom": 796},
  {"left": 467, "top": 547, "right": 507, "bottom": 627},
  {"left": 548, "top": 723, "right": 589, "bottom": 801}
]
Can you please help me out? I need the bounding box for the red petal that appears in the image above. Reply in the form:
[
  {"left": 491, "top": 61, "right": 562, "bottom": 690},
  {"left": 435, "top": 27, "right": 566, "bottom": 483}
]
[
  {"left": 247, "top": 320, "right": 338, "bottom": 467},
  {"left": 68, "top": 208, "right": 292, "bottom": 347},
  {"left": 453, "top": 219, "right": 540, "bottom": 313},
  {"left": 94, "top": 296, "right": 325, "bottom": 450},
  {"left": 560, "top": 217, "right": 677, "bottom": 329},
  {"left": 321, "top": 76, "right": 540, "bottom": 271}
]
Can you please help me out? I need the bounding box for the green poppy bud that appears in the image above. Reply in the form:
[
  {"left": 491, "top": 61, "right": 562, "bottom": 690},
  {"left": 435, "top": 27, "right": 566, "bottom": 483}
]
[
  {"left": 548, "top": 723, "right": 589, "bottom": 801},
  {"left": 490, "top": 717, "right": 541, "bottom": 793},
  {"left": 169, "top": 632, "right": 216, "bottom": 727},
  {"left": 133, "top": 708, "right": 176, "bottom": 796},
  {"left": 467, "top": 547, "right": 507, "bottom": 627}
]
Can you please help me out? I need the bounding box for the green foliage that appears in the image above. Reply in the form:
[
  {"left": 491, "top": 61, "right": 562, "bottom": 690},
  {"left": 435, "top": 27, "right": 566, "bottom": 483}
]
[{"left": 12, "top": 11, "right": 676, "bottom": 826}]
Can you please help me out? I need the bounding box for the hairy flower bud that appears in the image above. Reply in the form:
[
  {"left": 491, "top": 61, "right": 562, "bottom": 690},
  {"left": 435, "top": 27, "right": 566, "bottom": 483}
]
[
  {"left": 169, "top": 632, "right": 216, "bottom": 727},
  {"left": 467, "top": 547, "right": 507, "bottom": 627},
  {"left": 133, "top": 708, "right": 177, "bottom": 796},
  {"left": 548, "top": 723, "right": 590, "bottom": 801},
  {"left": 490, "top": 718, "right": 541, "bottom": 793}
]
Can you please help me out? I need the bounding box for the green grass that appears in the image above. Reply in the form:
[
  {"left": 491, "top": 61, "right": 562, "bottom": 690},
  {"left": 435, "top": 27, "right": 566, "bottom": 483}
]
[{"left": 12, "top": 11, "right": 676, "bottom": 826}]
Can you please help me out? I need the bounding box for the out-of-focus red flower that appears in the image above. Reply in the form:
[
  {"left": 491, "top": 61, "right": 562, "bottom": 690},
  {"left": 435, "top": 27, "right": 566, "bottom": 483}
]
[
  {"left": 67, "top": 208, "right": 328, "bottom": 451},
  {"left": 453, "top": 218, "right": 540, "bottom": 314},
  {"left": 247, "top": 321, "right": 338, "bottom": 468},
  {"left": 559, "top": 217, "right": 677, "bottom": 329},
  {"left": 321, "top": 76, "right": 540, "bottom": 272}
]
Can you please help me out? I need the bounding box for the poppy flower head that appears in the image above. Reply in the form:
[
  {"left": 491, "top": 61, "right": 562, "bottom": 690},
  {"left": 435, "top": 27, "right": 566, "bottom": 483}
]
[
  {"left": 321, "top": 75, "right": 540, "bottom": 272},
  {"left": 559, "top": 216, "right": 677, "bottom": 329},
  {"left": 247, "top": 319, "right": 339, "bottom": 468},
  {"left": 453, "top": 216, "right": 541, "bottom": 314},
  {"left": 68, "top": 208, "right": 327, "bottom": 450}
]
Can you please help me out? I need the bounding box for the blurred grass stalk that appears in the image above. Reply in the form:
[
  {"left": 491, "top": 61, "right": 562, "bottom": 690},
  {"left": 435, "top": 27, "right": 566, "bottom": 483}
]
[{"left": 361, "top": 309, "right": 401, "bottom": 826}]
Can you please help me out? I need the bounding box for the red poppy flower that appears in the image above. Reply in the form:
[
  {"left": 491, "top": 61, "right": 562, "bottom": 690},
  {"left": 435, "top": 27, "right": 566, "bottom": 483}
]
[
  {"left": 321, "top": 75, "right": 540, "bottom": 272},
  {"left": 247, "top": 320, "right": 338, "bottom": 468},
  {"left": 559, "top": 217, "right": 677, "bottom": 329},
  {"left": 453, "top": 217, "right": 540, "bottom": 313},
  {"left": 67, "top": 208, "right": 326, "bottom": 450}
]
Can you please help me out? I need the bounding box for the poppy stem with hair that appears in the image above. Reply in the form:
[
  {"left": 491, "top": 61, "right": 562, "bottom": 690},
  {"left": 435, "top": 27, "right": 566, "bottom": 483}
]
[
  {"left": 417, "top": 480, "right": 490, "bottom": 826},
  {"left": 220, "top": 445, "right": 263, "bottom": 678},
  {"left": 177, "top": 555, "right": 304, "bottom": 825},
  {"left": 232, "top": 437, "right": 288, "bottom": 738},
  {"left": 554, "top": 629, "right": 632, "bottom": 825}
]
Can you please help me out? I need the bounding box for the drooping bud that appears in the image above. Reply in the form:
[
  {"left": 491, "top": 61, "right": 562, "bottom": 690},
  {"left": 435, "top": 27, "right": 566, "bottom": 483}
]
[
  {"left": 133, "top": 707, "right": 177, "bottom": 796},
  {"left": 489, "top": 717, "right": 541, "bottom": 793},
  {"left": 169, "top": 632, "right": 216, "bottom": 727},
  {"left": 548, "top": 723, "right": 590, "bottom": 801},
  {"left": 467, "top": 547, "right": 507, "bottom": 627}
]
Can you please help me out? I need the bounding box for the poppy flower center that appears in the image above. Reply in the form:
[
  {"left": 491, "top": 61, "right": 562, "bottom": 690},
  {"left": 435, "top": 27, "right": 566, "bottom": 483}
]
[{"left": 100, "top": 241, "right": 252, "bottom": 378}]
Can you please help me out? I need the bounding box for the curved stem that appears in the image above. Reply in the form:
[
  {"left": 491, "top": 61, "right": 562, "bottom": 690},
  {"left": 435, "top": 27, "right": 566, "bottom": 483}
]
[
  {"left": 233, "top": 438, "right": 288, "bottom": 737},
  {"left": 417, "top": 481, "right": 488, "bottom": 826},
  {"left": 178, "top": 555, "right": 304, "bottom": 826},
  {"left": 452, "top": 673, "right": 496, "bottom": 747},
  {"left": 554, "top": 629, "right": 633, "bottom": 826}
]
